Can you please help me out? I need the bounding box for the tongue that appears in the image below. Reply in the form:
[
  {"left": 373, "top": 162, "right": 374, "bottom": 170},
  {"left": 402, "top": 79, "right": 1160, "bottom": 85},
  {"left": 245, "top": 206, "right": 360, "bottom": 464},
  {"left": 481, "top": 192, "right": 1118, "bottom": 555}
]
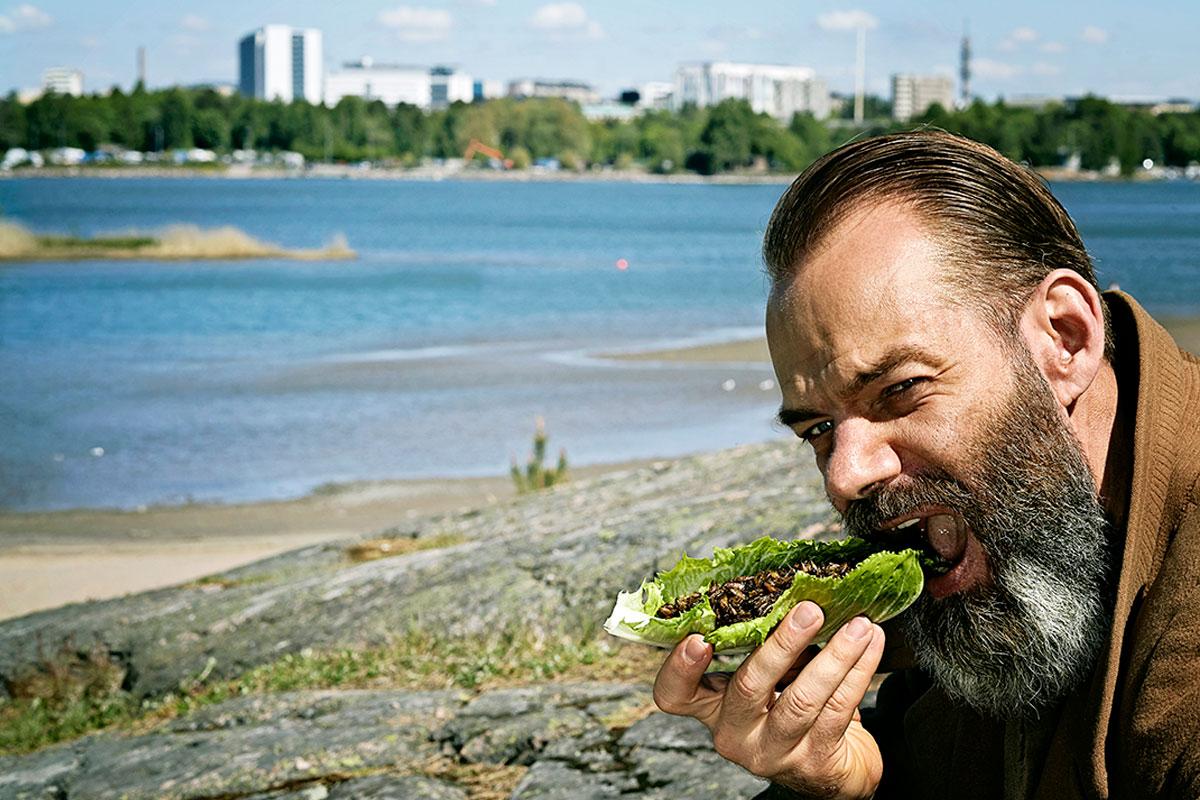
[{"left": 927, "top": 514, "right": 967, "bottom": 562}]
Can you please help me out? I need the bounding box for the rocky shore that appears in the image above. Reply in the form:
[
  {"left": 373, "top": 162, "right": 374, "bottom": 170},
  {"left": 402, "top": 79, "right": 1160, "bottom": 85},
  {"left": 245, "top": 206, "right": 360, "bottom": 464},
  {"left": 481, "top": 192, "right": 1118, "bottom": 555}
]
[{"left": 0, "top": 441, "right": 838, "bottom": 799}]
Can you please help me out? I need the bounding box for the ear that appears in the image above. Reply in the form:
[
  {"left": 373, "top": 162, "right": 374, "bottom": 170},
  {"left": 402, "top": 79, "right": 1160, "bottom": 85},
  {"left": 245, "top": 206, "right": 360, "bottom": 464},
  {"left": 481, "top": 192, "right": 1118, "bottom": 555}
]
[{"left": 1019, "top": 269, "right": 1107, "bottom": 411}]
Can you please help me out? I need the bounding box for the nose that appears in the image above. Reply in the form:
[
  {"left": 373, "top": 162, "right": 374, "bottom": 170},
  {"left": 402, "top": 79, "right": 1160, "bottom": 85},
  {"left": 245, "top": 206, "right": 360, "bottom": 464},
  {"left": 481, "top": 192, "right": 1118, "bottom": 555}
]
[{"left": 822, "top": 417, "right": 902, "bottom": 511}]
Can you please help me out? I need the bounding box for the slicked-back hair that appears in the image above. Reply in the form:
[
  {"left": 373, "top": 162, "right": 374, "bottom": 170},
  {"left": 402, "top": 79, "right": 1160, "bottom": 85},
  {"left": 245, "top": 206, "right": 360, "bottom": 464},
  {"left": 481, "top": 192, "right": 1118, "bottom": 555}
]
[{"left": 762, "top": 130, "right": 1114, "bottom": 361}]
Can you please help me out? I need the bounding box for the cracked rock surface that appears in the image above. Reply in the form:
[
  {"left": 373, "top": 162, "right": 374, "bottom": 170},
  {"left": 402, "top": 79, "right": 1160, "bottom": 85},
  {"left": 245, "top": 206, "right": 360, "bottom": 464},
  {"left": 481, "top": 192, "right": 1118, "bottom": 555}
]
[
  {"left": 0, "top": 441, "right": 834, "bottom": 798},
  {"left": 0, "top": 442, "right": 832, "bottom": 701},
  {"left": 0, "top": 685, "right": 767, "bottom": 800}
]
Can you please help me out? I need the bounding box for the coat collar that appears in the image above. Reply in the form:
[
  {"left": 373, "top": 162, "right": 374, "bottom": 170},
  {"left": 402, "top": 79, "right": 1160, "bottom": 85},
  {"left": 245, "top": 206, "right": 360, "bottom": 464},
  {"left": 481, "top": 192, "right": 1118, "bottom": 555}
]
[{"left": 1047, "top": 291, "right": 1190, "bottom": 798}]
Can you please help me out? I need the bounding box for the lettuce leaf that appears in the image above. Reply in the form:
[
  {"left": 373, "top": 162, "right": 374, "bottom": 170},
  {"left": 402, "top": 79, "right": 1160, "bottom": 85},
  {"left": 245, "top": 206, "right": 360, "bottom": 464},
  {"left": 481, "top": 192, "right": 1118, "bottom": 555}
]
[{"left": 603, "top": 536, "right": 924, "bottom": 653}]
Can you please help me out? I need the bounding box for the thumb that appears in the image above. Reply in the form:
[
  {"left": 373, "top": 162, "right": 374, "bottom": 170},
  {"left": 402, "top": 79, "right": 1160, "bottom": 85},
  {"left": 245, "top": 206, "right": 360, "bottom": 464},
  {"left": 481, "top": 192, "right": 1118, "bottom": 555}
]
[{"left": 653, "top": 635, "right": 720, "bottom": 723}]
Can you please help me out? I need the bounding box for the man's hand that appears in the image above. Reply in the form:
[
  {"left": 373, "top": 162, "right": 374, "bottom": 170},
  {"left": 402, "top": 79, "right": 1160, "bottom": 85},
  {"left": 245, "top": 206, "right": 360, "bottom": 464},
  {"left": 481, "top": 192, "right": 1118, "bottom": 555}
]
[{"left": 652, "top": 601, "right": 886, "bottom": 800}]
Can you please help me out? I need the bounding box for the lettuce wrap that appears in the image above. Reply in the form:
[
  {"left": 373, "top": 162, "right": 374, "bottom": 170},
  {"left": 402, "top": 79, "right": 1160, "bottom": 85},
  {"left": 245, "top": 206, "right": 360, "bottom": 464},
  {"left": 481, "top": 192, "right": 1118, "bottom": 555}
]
[{"left": 603, "top": 536, "right": 927, "bottom": 653}]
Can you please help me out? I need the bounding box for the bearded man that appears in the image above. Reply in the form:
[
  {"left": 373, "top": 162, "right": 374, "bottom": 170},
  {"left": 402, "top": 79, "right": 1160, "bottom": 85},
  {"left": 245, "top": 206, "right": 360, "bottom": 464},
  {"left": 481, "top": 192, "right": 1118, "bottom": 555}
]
[{"left": 652, "top": 130, "right": 1200, "bottom": 799}]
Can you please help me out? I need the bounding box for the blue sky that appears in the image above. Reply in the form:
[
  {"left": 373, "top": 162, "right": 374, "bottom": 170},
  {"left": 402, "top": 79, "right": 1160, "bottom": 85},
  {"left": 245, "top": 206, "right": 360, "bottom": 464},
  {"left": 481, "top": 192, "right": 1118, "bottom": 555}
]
[{"left": 1, "top": 1, "right": 1196, "bottom": 101}]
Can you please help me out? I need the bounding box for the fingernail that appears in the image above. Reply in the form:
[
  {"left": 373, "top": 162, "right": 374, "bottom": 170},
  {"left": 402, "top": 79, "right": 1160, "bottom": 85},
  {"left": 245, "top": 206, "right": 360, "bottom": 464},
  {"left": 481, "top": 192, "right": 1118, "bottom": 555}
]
[
  {"left": 845, "top": 617, "right": 870, "bottom": 640},
  {"left": 790, "top": 602, "right": 820, "bottom": 630},
  {"left": 684, "top": 636, "right": 708, "bottom": 664}
]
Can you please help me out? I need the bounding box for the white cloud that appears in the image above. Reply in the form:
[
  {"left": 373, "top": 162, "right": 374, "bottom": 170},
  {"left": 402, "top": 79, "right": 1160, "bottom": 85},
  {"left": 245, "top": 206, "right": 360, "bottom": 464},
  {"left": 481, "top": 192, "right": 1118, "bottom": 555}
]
[
  {"left": 378, "top": 6, "right": 454, "bottom": 42},
  {"left": 1081, "top": 25, "right": 1109, "bottom": 44},
  {"left": 529, "top": 3, "right": 603, "bottom": 38},
  {"left": 180, "top": 13, "right": 210, "bottom": 32},
  {"left": 1040, "top": 41, "right": 1066, "bottom": 54},
  {"left": 1031, "top": 62, "right": 1062, "bottom": 77},
  {"left": 998, "top": 26, "right": 1040, "bottom": 52},
  {"left": 0, "top": 3, "right": 52, "bottom": 33},
  {"left": 973, "top": 58, "right": 1022, "bottom": 80},
  {"left": 816, "top": 9, "right": 878, "bottom": 31}
]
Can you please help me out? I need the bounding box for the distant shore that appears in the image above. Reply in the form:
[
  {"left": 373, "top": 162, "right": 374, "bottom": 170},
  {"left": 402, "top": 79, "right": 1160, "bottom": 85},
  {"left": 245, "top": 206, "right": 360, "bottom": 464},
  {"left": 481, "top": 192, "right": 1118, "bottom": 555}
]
[{"left": 1, "top": 163, "right": 1176, "bottom": 184}]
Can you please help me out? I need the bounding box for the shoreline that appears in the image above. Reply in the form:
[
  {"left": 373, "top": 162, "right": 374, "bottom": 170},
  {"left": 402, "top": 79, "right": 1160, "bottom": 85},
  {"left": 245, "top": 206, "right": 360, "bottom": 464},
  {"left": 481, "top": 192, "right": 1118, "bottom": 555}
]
[
  {"left": 0, "top": 329, "right": 775, "bottom": 621},
  {"left": 0, "top": 459, "right": 655, "bottom": 621},
  {"left": 2, "top": 164, "right": 1180, "bottom": 185},
  {"left": 4, "top": 314, "right": 1196, "bottom": 622}
]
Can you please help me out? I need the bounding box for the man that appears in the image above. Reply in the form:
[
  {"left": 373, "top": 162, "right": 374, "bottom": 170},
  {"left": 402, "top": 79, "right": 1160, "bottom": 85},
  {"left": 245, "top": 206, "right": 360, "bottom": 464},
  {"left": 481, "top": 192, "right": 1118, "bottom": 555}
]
[{"left": 652, "top": 130, "right": 1200, "bottom": 799}]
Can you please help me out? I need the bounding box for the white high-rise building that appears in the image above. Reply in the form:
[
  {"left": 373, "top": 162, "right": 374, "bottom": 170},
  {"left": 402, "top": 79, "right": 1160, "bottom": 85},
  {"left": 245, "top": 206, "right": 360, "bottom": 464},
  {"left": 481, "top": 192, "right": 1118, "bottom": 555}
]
[
  {"left": 325, "top": 59, "right": 431, "bottom": 108},
  {"left": 430, "top": 66, "right": 474, "bottom": 109},
  {"left": 507, "top": 79, "right": 599, "bottom": 106},
  {"left": 42, "top": 67, "right": 84, "bottom": 97},
  {"left": 891, "top": 74, "right": 955, "bottom": 122},
  {"left": 673, "top": 62, "right": 830, "bottom": 121},
  {"left": 238, "top": 25, "right": 323, "bottom": 104},
  {"left": 637, "top": 81, "right": 674, "bottom": 110}
]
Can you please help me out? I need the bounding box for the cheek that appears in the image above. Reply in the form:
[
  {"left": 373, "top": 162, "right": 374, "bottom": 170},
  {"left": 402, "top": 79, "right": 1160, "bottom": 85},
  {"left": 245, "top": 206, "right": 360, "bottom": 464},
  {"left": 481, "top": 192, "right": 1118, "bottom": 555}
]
[{"left": 892, "top": 401, "right": 996, "bottom": 475}]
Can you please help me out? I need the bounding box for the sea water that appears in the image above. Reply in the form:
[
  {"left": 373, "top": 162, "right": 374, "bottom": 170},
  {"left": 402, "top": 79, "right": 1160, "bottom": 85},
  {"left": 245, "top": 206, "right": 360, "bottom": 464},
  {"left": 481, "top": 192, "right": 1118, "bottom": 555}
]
[{"left": 1, "top": 178, "right": 1197, "bottom": 510}]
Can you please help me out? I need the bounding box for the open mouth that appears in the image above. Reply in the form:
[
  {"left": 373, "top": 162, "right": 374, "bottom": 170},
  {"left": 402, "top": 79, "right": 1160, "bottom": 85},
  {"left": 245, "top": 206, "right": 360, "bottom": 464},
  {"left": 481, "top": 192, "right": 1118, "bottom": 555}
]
[{"left": 879, "top": 509, "right": 968, "bottom": 577}]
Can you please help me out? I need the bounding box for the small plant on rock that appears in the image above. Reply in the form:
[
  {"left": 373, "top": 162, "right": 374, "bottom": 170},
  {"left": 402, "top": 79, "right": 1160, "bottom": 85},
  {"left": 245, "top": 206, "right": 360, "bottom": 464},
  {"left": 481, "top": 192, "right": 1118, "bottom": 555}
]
[{"left": 510, "top": 417, "right": 568, "bottom": 494}]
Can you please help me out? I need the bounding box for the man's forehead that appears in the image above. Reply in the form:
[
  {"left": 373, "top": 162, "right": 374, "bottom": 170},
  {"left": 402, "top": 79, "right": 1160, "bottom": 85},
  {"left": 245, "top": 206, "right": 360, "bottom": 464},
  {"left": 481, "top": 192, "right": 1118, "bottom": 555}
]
[{"left": 767, "top": 202, "right": 952, "bottom": 370}]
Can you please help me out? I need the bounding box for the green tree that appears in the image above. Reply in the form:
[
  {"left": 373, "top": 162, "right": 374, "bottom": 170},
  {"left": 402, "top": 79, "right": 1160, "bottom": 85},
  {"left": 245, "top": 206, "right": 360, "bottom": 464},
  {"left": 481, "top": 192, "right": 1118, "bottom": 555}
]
[
  {"left": 0, "top": 93, "right": 28, "bottom": 150},
  {"left": 191, "top": 108, "right": 230, "bottom": 150},
  {"left": 159, "top": 89, "right": 194, "bottom": 149},
  {"left": 1159, "top": 113, "right": 1200, "bottom": 166},
  {"left": 691, "top": 99, "right": 756, "bottom": 174},
  {"left": 638, "top": 115, "right": 685, "bottom": 172},
  {"left": 391, "top": 103, "right": 427, "bottom": 161},
  {"left": 787, "top": 112, "right": 833, "bottom": 167}
]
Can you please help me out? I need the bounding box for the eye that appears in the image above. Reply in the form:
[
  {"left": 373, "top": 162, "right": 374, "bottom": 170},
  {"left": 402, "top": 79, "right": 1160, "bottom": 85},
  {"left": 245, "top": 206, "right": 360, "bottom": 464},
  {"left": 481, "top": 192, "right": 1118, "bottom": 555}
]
[
  {"left": 883, "top": 376, "right": 927, "bottom": 398},
  {"left": 799, "top": 419, "right": 833, "bottom": 442}
]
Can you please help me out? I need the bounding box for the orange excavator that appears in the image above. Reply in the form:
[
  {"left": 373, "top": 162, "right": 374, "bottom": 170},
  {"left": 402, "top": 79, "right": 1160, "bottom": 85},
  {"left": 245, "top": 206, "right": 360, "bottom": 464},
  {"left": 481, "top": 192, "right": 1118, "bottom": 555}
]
[{"left": 463, "top": 139, "right": 513, "bottom": 169}]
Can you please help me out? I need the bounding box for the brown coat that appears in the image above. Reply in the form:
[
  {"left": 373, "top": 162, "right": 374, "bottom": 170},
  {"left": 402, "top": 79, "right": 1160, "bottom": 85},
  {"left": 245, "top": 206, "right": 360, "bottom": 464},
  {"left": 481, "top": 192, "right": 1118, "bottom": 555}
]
[{"left": 866, "top": 292, "right": 1200, "bottom": 799}]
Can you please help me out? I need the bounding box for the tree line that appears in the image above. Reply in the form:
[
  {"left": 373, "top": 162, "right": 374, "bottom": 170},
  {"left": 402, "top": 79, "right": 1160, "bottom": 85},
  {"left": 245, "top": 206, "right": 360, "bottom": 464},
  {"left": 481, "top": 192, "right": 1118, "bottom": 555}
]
[{"left": 2, "top": 85, "right": 1198, "bottom": 176}]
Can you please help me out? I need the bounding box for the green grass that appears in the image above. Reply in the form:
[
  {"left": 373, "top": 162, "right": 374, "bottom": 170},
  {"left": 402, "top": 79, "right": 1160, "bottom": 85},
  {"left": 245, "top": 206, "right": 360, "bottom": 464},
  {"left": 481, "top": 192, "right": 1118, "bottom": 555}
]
[
  {"left": 0, "top": 625, "right": 663, "bottom": 756},
  {"left": 345, "top": 532, "right": 466, "bottom": 563},
  {"left": 35, "top": 234, "right": 157, "bottom": 250}
]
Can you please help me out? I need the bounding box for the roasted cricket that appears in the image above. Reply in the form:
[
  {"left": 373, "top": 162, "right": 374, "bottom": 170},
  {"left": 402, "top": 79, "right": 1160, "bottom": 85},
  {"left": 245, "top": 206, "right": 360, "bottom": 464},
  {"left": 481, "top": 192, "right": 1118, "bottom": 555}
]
[{"left": 605, "top": 536, "right": 934, "bottom": 652}]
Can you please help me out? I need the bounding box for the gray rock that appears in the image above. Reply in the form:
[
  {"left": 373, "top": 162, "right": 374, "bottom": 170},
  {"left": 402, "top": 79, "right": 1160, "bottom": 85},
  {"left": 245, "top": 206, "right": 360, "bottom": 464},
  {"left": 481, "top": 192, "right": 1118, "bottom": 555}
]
[
  {"left": 618, "top": 712, "right": 714, "bottom": 751},
  {"left": 255, "top": 775, "right": 468, "bottom": 800},
  {"left": 627, "top": 748, "right": 767, "bottom": 799},
  {"left": 510, "top": 761, "right": 636, "bottom": 799},
  {"left": 0, "top": 680, "right": 777, "bottom": 800},
  {"left": 441, "top": 684, "right": 640, "bottom": 766},
  {"left": 0, "top": 442, "right": 833, "bottom": 700},
  {"left": 0, "top": 441, "right": 834, "bottom": 799},
  {"left": 0, "top": 691, "right": 449, "bottom": 800}
]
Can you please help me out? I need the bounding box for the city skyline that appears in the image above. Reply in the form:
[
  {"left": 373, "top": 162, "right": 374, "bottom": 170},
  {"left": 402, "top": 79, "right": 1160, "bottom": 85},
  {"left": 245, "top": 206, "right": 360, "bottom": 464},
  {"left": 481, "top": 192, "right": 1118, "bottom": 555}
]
[{"left": 1, "top": 1, "right": 1197, "bottom": 102}]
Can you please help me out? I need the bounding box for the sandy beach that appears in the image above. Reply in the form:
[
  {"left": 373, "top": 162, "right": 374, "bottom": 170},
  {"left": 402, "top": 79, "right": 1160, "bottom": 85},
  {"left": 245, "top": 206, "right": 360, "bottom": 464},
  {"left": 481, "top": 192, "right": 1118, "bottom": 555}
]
[
  {"left": 3, "top": 315, "right": 1195, "bottom": 622},
  {"left": 0, "top": 463, "right": 642, "bottom": 621}
]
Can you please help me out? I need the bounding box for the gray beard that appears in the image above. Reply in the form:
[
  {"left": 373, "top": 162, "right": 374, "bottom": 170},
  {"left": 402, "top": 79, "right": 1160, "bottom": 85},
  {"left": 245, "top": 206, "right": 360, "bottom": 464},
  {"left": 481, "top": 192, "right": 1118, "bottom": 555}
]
[{"left": 846, "top": 350, "right": 1112, "bottom": 719}]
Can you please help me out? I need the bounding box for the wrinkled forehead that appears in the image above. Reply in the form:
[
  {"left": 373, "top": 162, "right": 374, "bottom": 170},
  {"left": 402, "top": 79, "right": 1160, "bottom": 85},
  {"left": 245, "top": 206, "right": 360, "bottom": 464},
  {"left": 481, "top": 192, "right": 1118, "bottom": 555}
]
[{"left": 765, "top": 203, "right": 957, "bottom": 376}]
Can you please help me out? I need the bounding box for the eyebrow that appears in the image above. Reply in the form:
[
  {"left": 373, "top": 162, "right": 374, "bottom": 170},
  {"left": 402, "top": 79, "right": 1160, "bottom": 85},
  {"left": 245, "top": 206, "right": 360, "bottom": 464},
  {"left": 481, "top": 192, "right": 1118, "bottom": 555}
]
[{"left": 775, "top": 344, "right": 941, "bottom": 428}]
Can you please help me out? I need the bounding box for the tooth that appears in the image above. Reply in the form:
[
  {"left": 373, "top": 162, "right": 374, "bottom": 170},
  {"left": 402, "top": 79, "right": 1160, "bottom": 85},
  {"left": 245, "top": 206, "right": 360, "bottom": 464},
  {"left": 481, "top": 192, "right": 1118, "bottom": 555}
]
[{"left": 895, "top": 519, "right": 919, "bottom": 530}]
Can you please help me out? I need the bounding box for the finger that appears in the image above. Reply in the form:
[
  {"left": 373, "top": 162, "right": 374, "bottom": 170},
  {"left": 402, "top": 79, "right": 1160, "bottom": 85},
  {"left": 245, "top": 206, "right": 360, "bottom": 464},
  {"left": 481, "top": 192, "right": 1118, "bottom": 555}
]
[
  {"left": 719, "top": 601, "right": 824, "bottom": 730},
  {"left": 765, "top": 616, "right": 878, "bottom": 742},
  {"left": 653, "top": 635, "right": 721, "bottom": 726},
  {"left": 810, "top": 623, "right": 885, "bottom": 742},
  {"left": 774, "top": 645, "right": 822, "bottom": 691},
  {"left": 701, "top": 670, "right": 732, "bottom": 694}
]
